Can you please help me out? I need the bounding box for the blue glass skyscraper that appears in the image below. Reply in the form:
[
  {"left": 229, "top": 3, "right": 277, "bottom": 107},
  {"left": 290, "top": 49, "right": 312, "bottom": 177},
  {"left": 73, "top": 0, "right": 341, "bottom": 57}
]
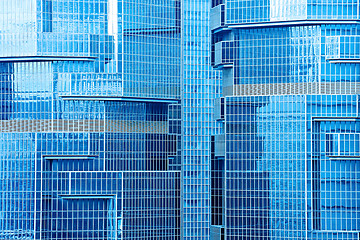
[
  {"left": 2, "top": 0, "right": 360, "bottom": 239},
  {"left": 181, "top": 1, "right": 221, "bottom": 239},
  {"left": 0, "top": 0, "right": 181, "bottom": 239},
  {"left": 211, "top": 0, "right": 360, "bottom": 239}
]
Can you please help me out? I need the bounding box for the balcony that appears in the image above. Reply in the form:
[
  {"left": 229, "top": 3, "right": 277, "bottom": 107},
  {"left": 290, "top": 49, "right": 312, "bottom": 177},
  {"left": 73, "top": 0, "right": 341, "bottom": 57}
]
[
  {"left": 326, "top": 35, "right": 360, "bottom": 64},
  {"left": 210, "top": 4, "right": 226, "bottom": 31},
  {"left": 213, "top": 41, "right": 234, "bottom": 68},
  {"left": 215, "top": 134, "right": 225, "bottom": 157}
]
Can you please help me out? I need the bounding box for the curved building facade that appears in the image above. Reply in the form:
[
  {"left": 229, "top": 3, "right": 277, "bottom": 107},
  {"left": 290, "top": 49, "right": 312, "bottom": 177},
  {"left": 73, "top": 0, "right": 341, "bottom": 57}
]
[
  {"left": 0, "top": 0, "right": 181, "bottom": 239},
  {"left": 211, "top": 1, "right": 360, "bottom": 239}
]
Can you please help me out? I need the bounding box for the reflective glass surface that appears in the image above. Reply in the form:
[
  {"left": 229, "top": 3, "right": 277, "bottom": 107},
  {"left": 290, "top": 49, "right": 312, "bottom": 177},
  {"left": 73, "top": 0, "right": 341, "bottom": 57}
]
[
  {"left": 225, "top": 0, "right": 359, "bottom": 24},
  {"left": 212, "top": 1, "right": 360, "bottom": 240},
  {"left": 0, "top": 1, "right": 181, "bottom": 239},
  {"left": 181, "top": 0, "right": 222, "bottom": 239}
]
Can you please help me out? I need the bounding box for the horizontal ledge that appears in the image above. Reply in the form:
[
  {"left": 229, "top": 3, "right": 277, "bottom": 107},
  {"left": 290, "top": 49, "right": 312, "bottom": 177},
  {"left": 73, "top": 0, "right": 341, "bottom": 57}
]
[
  {"left": 59, "top": 170, "right": 181, "bottom": 173},
  {"left": 329, "top": 155, "right": 360, "bottom": 160},
  {"left": 213, "top": 63, "right": 233, "bottom": 69},
  {"left": 43, "top": 155, "right": 98, "bottom": 160},
  {"left": 226, "top": 20, "right": 360, "bottom": 29},
  {"left": 224, "top": 170, "right": 269, "bottom": 173},
  {"left": 60, "top": 194, "right": 116, "bottom": 199},
  {"left": 312, "top": 117, "right": 358, "bottom": 121},
  {"left": 311, "top": 230, "right": 360, "bottom": 233},
  {"left": 124, "top": 27, "right": 180, "bottom": 35},
  {"left": 60, "top": 95, "right": 179, "bottom": 103},
  {"left": 210, "top": 225, "right": 224, "bottom": 229},
  {"left": 0, "top": 56, "right": 97, "bottom": 62},
  {"left": 212, "top": 27, "right": 231, "bottom": 34},
  {"left": 328, "top": 59, "right": 360, "bottom": 64}
]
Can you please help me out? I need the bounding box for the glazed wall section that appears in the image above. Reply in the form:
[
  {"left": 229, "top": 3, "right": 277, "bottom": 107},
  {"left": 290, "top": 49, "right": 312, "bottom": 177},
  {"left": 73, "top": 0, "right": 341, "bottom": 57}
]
[
  {"left": 0, "top": 1, "right": 182, "bottom": 239},
  {"left": 181, "top": 0, "right": 222, "bottom": 239},
  {"left": 211, "top": 1, "right": 360, "bottom": 239},
  {"left": 215, "top": 25, "right": 360, "bottom": 96},
  {"left": 221, "top": 95, "right": 360, "bottom": 239},
  {"left": 0, "top": 0, "right": 181, "bottom": 99},
  {"left": 224, "top": 0, "right": 359, "bottom": 24},
  {"left": 41, "top": 171, "right": 180, "bottom": 239}
]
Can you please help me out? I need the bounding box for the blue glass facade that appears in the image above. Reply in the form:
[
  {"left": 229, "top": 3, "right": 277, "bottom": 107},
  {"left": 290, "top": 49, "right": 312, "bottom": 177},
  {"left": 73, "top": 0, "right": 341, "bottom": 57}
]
[
  {"left": 181, "top": 1, "right": 222, "bottom": 239},
  {"left": 0, "top": 0, "right": 181, "bottom": 239},
  {"left": 212, "top": 1, "right": 360, "bottom": 239},
  {"left": 2, "top": 0, "right": 360, "bottom": 239}
]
